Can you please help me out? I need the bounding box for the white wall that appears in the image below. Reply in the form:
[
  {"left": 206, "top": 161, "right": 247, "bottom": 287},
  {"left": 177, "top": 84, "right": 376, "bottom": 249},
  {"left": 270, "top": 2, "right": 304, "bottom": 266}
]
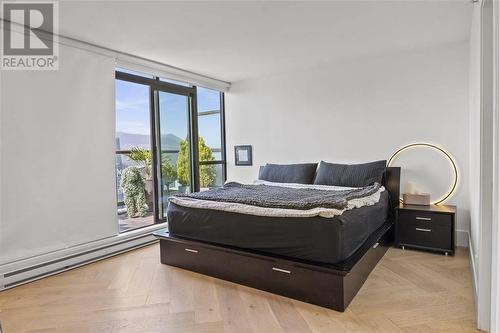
[
  {"left": 490, "top": 1, "right": 500, "bottom": 330},
  {"left": 0, "top": 32, "right": 228, "bottom": 273},
  {"left": 0, "top": 44, "right": 118, "bottom": 264},
  {"left": 472, "top": 0, "right": 496, "bottom": 330},
  {"left": 469, "top": 1, "right": 482, "bottom": 271},
  {"left": 226, "top": 41, "right": 470, "bottom": 246}
]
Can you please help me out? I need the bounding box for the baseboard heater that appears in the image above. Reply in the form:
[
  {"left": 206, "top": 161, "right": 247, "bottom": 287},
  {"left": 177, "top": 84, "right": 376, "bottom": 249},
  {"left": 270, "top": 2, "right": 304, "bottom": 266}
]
[{"left": 0, "top": 234, "right": 158, "bottom": 290}]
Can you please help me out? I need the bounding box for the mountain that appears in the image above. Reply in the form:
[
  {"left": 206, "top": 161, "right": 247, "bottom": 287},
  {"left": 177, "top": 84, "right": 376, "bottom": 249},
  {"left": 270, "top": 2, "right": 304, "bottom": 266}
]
[
  {"left": 116, "top": 132, "right": 184, "bottom": 151},
  {"left": 161, "top": 133, "right": 184, "bottom": 151},
  {"left": 116, "top": 132, "right": 149, "bottom": 150}
]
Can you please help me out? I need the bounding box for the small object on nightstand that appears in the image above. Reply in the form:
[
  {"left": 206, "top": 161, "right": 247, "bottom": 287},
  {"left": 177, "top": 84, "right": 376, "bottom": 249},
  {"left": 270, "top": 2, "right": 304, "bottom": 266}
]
[
  {"left": 395, "top": 204, "right": 456, "bottom": 255},
  {"left": 402, "top": 193, "right": 431, "bottom": 206}
]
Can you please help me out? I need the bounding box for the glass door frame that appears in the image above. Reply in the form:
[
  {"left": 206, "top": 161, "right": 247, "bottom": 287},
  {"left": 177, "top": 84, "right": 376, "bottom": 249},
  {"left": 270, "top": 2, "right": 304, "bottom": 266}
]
[
  {"left": 153, "top": 87, "right": 200, "bottom": 222},
  {"left": 115, "top": 71, "right": 201, "bottom": 224}
]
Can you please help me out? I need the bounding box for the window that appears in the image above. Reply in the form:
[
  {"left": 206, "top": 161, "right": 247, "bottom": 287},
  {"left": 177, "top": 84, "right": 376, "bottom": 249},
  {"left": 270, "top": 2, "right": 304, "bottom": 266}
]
[
  {"left": 115, "top": 79, "right": 154, "bottom": 232},
  {"left": 115, "top": 69, "right": 226, "bottom": 231},
  {"left": 197, "top": 87, "right": 226, "bottom": 189}
]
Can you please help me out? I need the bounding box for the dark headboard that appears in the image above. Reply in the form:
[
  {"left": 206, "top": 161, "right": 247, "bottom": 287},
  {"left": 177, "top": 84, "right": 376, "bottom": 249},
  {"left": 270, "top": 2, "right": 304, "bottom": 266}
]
[
  {"left": 257, "top": 164, "right": 401, "bottom": 210},
  {"left": 383, "top": 167, "right": 401, "bottom": 211}
]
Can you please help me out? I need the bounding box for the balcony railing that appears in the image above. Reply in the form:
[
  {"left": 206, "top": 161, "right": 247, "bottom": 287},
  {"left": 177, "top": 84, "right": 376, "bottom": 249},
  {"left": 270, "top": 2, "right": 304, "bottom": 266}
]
[{"left": 115, "top": 148, "right": 225, "bottom": 206}]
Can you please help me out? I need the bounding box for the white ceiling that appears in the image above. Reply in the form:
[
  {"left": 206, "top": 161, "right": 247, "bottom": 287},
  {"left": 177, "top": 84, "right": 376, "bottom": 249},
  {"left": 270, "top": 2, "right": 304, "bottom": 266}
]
[{"left": 56, "top": 1, "right": 472, "bottom": 82}]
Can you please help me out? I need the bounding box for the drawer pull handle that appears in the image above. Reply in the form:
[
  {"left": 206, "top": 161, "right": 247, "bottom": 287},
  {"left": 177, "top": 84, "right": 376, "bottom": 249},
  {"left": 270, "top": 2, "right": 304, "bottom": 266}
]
[
  {"left": 185, "top": 248, "right": 199, "bottom": 253},
  {"left": 415, "top": 228, "right": 432, "bottom": 232},
  {"left": 416, "top": 217, "right": 432, "bottom": 221},
  {"left": 272, "top": 267, "right": 291, "bottom": 274}
]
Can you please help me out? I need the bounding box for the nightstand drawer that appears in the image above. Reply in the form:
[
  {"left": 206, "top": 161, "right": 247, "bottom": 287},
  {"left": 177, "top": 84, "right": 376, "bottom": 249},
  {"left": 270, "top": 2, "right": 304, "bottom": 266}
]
[
  {"left": 398, "top": 210, "right": 451, "bottom": 227},
  {"left": 398, "top": 221, "right": 452, "bottom": 250}
]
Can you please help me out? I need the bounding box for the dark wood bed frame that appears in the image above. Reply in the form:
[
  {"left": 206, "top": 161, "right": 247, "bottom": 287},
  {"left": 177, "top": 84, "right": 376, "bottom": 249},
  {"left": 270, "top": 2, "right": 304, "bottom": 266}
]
[{"left": 154, "top": 167, "right": 400, "bottom": 311}]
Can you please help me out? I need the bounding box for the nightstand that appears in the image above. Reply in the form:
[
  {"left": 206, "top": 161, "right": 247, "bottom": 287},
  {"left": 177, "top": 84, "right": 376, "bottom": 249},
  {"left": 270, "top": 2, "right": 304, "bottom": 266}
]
[{"left": 395, "top": 204, "right": 456, "bottom": 255}]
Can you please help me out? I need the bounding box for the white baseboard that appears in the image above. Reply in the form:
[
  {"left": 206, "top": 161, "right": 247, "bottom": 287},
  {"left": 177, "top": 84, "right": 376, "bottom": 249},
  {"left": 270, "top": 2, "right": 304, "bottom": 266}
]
[
  {"left": 468, "top": 231, "right": 479, "bottom": 327},
  {"left": 457, "top": 229, "right": 469, "bottom": 247},
  {"left": 469, "top": 233, "right": 478, "bottom": 293},
  {"left": 0, "top": 223, "right": 167, "bottom": 290}
]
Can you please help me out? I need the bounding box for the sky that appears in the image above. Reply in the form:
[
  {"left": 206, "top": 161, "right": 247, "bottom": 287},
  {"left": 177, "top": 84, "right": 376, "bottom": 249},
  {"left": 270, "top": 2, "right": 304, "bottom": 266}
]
[{"left": 115, "top": 77, "right": 222, "bottom": 149}]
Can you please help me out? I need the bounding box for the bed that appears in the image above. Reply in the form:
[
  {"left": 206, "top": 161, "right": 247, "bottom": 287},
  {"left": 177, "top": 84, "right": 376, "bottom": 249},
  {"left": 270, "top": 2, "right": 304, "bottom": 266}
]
[
  {"left": 167, "top": 190, "right": 389, "bottom": 264},
  {"left": 154, "top": 164, "right": 400, "bottom": 311}
]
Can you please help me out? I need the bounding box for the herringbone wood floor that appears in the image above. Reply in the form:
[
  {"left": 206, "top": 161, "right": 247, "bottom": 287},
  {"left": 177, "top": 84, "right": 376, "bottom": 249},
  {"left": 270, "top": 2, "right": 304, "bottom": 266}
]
[{"left": 0, "top": 244, "right": 480, "bottom": 333}]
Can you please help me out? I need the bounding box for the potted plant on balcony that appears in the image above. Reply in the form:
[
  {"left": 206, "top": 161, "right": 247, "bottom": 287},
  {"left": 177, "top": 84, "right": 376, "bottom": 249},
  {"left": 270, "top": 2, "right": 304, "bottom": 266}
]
[
  {"left": 198, "top": 138, "right": 217, "bottom": 190},
  {"left": 161, "top": 155, "right": 177, "bottom": 193},
  {"left": 127, "top": 147, "right": 153, "bottom": 210},
  {"left": 176, "top": 140, "right": 190, "bottom": 194},
  {"left": 177, "top": 137, "right": 216, "bottom": 192},
  {"left": 121, "top": 166, "right": 148, "bottom": 218}
]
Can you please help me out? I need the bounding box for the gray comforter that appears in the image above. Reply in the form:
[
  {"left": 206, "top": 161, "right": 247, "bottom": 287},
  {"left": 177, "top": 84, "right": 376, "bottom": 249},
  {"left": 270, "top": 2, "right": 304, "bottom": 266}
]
[{"left": 176, "top": 182, "right": 381, "bottom": 210}]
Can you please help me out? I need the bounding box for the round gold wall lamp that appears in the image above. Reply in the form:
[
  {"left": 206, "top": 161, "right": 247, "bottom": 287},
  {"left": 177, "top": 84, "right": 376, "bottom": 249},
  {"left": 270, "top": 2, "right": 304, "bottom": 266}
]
[{"left": 387, "top": 143, "right": 458, "bottom": 205}]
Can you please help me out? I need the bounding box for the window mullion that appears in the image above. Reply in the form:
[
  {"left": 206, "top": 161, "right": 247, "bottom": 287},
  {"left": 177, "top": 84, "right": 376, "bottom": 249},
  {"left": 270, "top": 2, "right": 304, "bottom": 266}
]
[
  {"left": 190, "top": 92, "right": 200, "bottom": 192},
  {"left": 220, "top": 92, "right": 227, "bottom": 182},
  {"left": 150, "top": 87, "right": 160, "bottom": 222}
]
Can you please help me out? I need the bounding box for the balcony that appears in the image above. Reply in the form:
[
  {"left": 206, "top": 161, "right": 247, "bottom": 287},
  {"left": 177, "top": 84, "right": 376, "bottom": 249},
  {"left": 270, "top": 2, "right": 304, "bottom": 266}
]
[{"left": 115, "top": 144, "right": 224, "bottom": 232}]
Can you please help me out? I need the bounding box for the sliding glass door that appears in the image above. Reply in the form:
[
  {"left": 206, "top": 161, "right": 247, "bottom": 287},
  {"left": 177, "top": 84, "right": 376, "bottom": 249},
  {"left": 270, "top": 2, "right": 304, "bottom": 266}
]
[
  {"left": 155, "top": 90, "right": 194, "bottom": 220},
  {"left": 115, "top": 68, "right": 226, "bottom": 229},
  {"left": 115, "top": 77, "right": 155, "bottom": 232}
]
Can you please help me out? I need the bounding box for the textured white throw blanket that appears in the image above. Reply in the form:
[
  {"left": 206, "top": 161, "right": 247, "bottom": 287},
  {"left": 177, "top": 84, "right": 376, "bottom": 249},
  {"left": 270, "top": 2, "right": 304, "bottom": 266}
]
[{"left": 169, "top": 181, "right": 384, "bottom": 218}]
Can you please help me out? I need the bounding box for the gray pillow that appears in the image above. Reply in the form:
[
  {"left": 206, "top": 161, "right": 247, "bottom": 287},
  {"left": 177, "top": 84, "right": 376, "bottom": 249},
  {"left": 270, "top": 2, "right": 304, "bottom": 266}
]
[
  {"left": 259, "top": 163, "right": 318, "bottom": 184},
  {"left": 313, "top": 160, "right": 387, "bottom": 187}
]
